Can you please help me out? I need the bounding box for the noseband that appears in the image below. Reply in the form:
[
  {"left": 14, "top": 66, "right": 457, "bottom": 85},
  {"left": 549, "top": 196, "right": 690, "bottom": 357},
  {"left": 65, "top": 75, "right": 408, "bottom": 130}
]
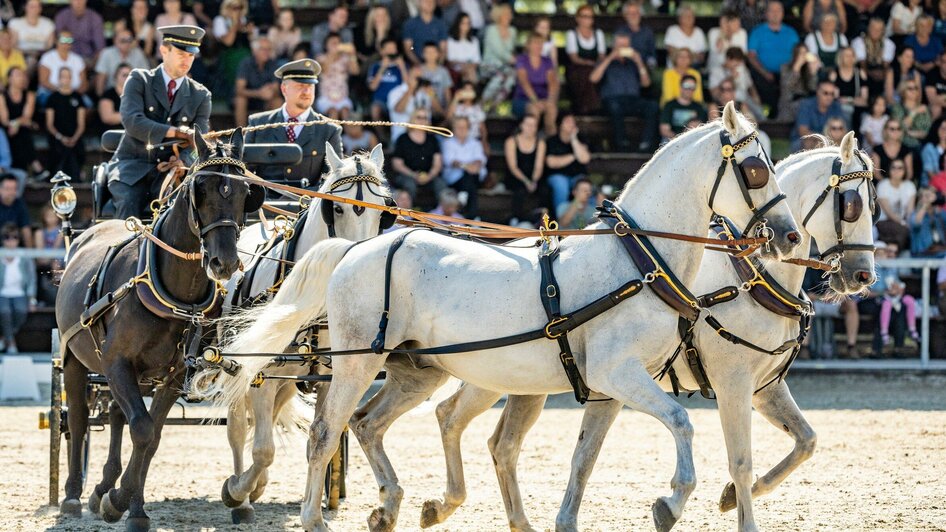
[
  {"left": 709, "top": 130, "right": 784, "bottom": 242},
  {"left": 800, "top": 151, "right": 876, "bottom": 272}
]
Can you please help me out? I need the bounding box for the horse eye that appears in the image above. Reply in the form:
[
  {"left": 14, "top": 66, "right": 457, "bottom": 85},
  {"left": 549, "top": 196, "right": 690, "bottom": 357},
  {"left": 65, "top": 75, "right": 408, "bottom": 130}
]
[{"left": 334, "top": 205, "right": 344, "bottom": 215}]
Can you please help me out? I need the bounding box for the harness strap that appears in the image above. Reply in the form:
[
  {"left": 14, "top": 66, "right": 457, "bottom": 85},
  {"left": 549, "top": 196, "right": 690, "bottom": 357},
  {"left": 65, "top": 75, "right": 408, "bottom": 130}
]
[
  {"left": 539, "top": 246, "right": 590, "bottom": 404},
  {"left": 371, "top": 229, "right": 421, "bottom": 354},
  {"left": 704, "top": 314, "right": 799, "bottom": 356}
]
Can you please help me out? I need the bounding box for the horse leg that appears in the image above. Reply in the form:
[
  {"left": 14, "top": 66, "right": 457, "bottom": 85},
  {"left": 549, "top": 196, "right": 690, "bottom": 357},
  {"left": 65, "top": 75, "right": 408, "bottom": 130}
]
[
  {"left": 719, "top": 380, "right": 816, "bottom": 512},
  {"left": 349, "top": 360, "right": 449, "bottom": 532},
  {"left": 223, "top": 381, "right": 280, "bottom": 523},
  {"left": 221, "top": 395, "right": 248, "bottom": 510},
  {"left": 60, "top": 355, "right": 89, "bottom": 517},
  {"left": 555, "top": 399, "right": 623, "bottom": 532},
  {"left": 90, "top": 400, "right": 125, "bottom": 516},
  {"left": 301, "top": 356, "right": 386, "bottom": 532},
  {"left": 488, "top": 394, "right": 547, "bottom": 532},
  {"left": 713, "top": 372, "right": 757, "bottom": 532},
  {"left": 420, "top": 384, "right": 503, "bottom": 528},
  {"left": 253, "top": 381, "right": 299, "bottom": 502},
  {"left": 590, "top": 361, "right": 695, "bottom": 532}
]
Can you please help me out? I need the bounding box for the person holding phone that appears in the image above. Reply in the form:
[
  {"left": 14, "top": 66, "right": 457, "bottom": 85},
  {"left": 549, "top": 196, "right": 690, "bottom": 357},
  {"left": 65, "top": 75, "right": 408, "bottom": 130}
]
[
  {"left": 316, "top": 32, "right": 359, "bottom": 119},
  {"left": 589, "top": 33, "right": 658, "bottom": 152}
]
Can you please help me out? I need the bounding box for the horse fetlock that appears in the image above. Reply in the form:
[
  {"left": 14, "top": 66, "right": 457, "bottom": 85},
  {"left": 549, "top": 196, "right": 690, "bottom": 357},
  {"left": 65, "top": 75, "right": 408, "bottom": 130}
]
[
  {"left": 221, "top": 475, "right": 246, "bottom": 508},
  {"left": 378, "top": 483, "right": 404, "bottom": 506},
  {"left": 555, "top": 512, "right": 579, "bottom": 532},
  {"left": 100, "top": 490, "right": 126, "bottom": 523}
]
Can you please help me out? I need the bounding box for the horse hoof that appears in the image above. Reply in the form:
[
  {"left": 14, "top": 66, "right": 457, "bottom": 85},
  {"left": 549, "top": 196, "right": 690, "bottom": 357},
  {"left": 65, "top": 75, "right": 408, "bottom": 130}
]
[
  {"left": 419, "top": 500, "right": 441, "bottom": 528},
  {"left": 249, "top": 482, "right": 266, "bottom": 503},
  {"left": 88, "top": 490, "right": 103, "bottom": 515},
  {"left": 719, "top": 482, "right": 737, "bottom": 512},
  {"left": 101, "top": 491, "right": 125, "bottom": 524},
  {"left": 368, "top": 507, "right": 395, "bottom": 532},
  {"left": 651, "top": 497, "right": 679, "bottom": 532},
  {"left": 231, "top": 506, "right": 256, "bottom": 524},
  {"left": 221, "top": 476, "right": 244, "bottom": 508},
  {"left": 60, "top": 498, "right": 82, "bottom": 517},
  {"left": 125, "top": 516, "right": 151, "bottom": 532}
]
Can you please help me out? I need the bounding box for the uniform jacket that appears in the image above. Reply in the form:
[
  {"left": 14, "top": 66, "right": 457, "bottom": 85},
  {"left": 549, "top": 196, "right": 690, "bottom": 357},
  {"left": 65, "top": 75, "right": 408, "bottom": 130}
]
[
  {"left": 110, "top": 65, "right": 212, "bottom": 186},
  {"left": 244, "top": 107, "right": 342, "bottom": 186}
]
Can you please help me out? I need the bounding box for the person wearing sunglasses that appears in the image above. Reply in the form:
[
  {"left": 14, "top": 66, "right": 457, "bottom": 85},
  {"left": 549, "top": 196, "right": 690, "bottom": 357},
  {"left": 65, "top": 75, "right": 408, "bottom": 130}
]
[
  {"left": 0, "top": 222, "right": 36, "bottom": 354},
  {"left": 659, "top": 74, "right": 707, "bottom": 143},
  {"left": 94, "top": 27, "right": 150, "bottom": 97},
  {"left": 891, "top": 78, "right": 932, "bottom": 149},
  {"left": 791, "top": 78, "right": 847, "bottom": 150},
  {"left": 37, "top": 31, "right": 88, "bottom": 107}
]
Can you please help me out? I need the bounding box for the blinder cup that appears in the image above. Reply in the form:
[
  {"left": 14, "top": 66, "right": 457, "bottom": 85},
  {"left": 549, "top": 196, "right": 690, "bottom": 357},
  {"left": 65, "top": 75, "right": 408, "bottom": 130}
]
[{"left": 738, "top": 156, "right": 770, "bottom": 189}]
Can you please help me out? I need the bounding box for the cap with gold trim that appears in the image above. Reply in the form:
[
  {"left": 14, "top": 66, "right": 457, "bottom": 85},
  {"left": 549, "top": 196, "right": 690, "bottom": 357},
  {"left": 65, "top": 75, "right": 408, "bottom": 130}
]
[
  {"left": 158, "top": 25, "right": 205, "bottom": 54},
  {"left": 275, "top": 59, "right": 322, "bottom": 84}
]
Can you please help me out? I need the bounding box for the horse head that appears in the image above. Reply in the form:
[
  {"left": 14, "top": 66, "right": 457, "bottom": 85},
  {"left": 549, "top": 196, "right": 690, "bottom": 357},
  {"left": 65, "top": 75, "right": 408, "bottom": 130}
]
[{"left": 318, "top": 143, "right": 395, "bottom": 240}]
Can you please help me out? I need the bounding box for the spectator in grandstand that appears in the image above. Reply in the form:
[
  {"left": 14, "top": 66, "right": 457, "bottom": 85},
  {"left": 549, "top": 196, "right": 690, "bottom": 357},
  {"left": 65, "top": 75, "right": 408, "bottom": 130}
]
[
  {"left": 557, "top": 178, "right": 600, "bottom": 230},
  {"left": 0, "top": 128, "right": 24, "bottom": 195},
  {"left": 905, "top": 15, "right": 942, "bottom": 74},
  {"left": 155, "top": 0, "right": 199, "bottom": 56},
  {"left": 504, "top": 114, "right": 546, "bottom": 224},
  {"left": 661, "top": 75, "right": 708, "bottom": 144},
  {"left": 94, "top": 28, "right": 148, "bottom": 97},
  {"left": 37, "top": 32, "right": 88, "bottom": 107},
  {"left": 402, "top": 0, "right": 447, "bottom": 66},
  {"left": 708, "top": 77, "right": 766, "bottom": 126},
  {"left": 419, "top": 43, "right": 453, "bottom": 110},
  {"left": 922, "top": 118, "right": 946, "bottom": 184},
  {"left": 830, "top": 47, "right": 868, "bottom": 128},
  {"left": 98, "top": 63, "right": 131, "bottom": 128},
  {"left": 446, "top": 13, "right": 481, "bottom": 85},
  {"left": 0, "top": 66, "right": 41, "bottom": 178},
  {"left": 565, "top": 4, "right": 606, "bottom": 115},
  {"left": 0, "top": 222, "right": 35, "bottom": 353},
  {"left": 268, "top": 9, "right": 302, "bottom": 61},
  {"left": 213, "top": 0, "right": 253, "bottom": 102},
  {"left": 531, "top": 15, "right": 558, "bottom": 68},
  {"left": 802, "top": 0, "right": 847, "bottom": 34},
  {"left": 792, "top": 79, "right": 846, "bottom": 150},
  {"left": 430, "top": 189, "right": 465, "bottom": 219},
  {"left": 909, "top": 186, "right": 946, "bottom": 256},
  {"left": 311, "top": 5, "right": 352, "bottom": 58},
  {"left": 925, "top": 51, "right": 946, "bottom": 120},
  {"left": 710, "top": 47, "right": 764, "bottom": 120},
  {"left": 885, "top": 47, "right": 922, "bottom": 105},
  {"left": 54, "top": 0, "right": 104, "bottom": 63},
  {"left": 616, "top": 1, "right": 657, "bottom": 68},
  {"left": 878, "top": 273, "right": 920, "bottom": 348},
  {"left": 853, "top": 17, "right": 894, "bottom": 99},
  {"left": 441, "top": 116, "right": 486, "bottom": 218},
  {"left": 0, "top": 175, "right": 30, "bottom": 247},
  {"left": 872, "top": 118, "right": 914, "bottom": 180},
  {"left": 45, "top": 68, "right": 86, "bottom": 183},
  {"left": 665, "top": 4, "right": 707, "bottom": 68},
  {"left": 891, "top": 79, "right": 931, "bottom": 149},
  {"left": 724, "top": 0, "right": 767, "bottom": 31},
  {"left": 388, "top": 66, "right": 442, "bottom": 141},
  {"left": 245, "top": 0, "right": 277, "bottom": 30},
  {"left": 7, "top": 0, "right": 55, "bottom": 68},
  {"left": 391, "top": 108, "right": 444, "bottom": 208},
  {"left": 888, "top": 0, "right": 923, "bottom": 49},
  {"left": 545, "top": 113, "right": 591, "bottom": 211},
  {"left": 0, "top": 31, "right": 25, "bottom": 90},
  {"left": 860, "top": 94, "right": 889, "bottom": 152},
  {"left": 341, "top": 119, "right": 379, "bottom": 153},
  {"left": 480, "top": 4, "right": 517, "bottom": 110},
  {"left": 805, "top": 13, "right": 848, "bottom": 69},
  {"left": 707, "top": 11, "right": 747, "bottom": 88},
  {"left": 661, "top": 48, "right": 704, "bottom": 106},
  {"left": 234, "top": 36, "right": 279, "bottom": 127},
  {"left": 777, "top": 43, "right": 820, "bottom": 122},
  {"left": 590, "top": 33, "right": 658, "bottom": 153},
  {"left": 34, "top": 205, "right": 63, "bottom": 306},
  {"left": 513, "top": 32, "right": 559, "bottom": 135},
  {"left": 823, "top": 116, "right": 848, "bottom": 145},
  {"left": 367, "top": 38, "right": 408, "bottom": 122},
  {"left": 316, "top": 33, "right": 359, "bottom": 120},
  {"left": 876, "top": 157, "right": 915, "bottom": 250},
  {"left": 446, "top": 81, "right": 487, "bottom": 153},
  {"left": 125, "top": 0, "right": 155, "bottom": 58},
  {"left": 748, "top": 0, "right": 799, "bottom": 118},
  {"left": 359, "top": 5, "right": 393, "bottom": 61}
]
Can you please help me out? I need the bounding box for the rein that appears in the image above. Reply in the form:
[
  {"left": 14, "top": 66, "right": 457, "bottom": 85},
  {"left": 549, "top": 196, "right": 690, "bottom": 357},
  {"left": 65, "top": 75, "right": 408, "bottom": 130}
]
[
  {"left": 202, "top": 116, "right": 454, "bottom": 141},
  {"left": 125, "top": 217, "right": 202, "bottom": 261}
]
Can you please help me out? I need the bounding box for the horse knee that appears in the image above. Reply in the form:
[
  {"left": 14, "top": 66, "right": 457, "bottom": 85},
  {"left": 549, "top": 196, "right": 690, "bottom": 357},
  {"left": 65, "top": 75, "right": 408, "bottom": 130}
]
[
  {"left": 128, "top": 416, "right": 155, "bottom": 447},
  {"left": 252, "top": 443, "right": 276, "bottom": 469},
  {"left": 668, "top": 408, "right": 693, "bottom": 440},
  {"left": 796, "top": 429, "right": 817, "bottom": 461}
]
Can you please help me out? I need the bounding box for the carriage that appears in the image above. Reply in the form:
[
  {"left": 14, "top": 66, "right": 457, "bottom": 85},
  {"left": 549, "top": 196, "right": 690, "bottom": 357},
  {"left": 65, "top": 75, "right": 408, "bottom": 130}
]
[{"left": 39, "top": 130, "right": 352, "bottom": 517}]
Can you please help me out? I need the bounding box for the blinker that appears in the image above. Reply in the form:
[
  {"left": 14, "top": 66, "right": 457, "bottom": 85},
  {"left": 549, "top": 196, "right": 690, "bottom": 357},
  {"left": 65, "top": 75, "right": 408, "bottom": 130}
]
[
  {"left": 739, "top": 156, "right": 769, "bottom": 189},
  {"left": 839, "top": 189, "right": 863, "bottom": 222}
]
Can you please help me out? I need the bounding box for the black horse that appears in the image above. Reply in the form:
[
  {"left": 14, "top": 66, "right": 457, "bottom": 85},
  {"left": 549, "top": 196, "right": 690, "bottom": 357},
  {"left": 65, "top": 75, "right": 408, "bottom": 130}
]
[{"left": 54, "top": 128, "right": 265, "bottom": 532}]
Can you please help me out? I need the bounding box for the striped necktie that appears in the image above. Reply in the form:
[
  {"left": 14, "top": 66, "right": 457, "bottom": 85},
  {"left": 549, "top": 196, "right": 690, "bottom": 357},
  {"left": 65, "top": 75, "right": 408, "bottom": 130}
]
[{"left": 286, "top": 117, "right": 298, "bottom": 143}]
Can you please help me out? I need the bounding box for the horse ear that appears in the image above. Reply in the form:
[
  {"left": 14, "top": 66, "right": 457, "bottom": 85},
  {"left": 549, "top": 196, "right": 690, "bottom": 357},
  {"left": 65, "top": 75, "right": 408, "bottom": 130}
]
[
  {"left": 193, "top": 126, "right": 212, "bottom": 160},
  {"left": 722, "top": 101, "right": 739, "bottom": 136},
  {"left": 368, "top": 142, "right": 384, "bottom": 169},
  {"left": 229, "top": 126, "right": 245, "bottom": 159},
  {"left": 325, "top": 142, "right": 343, "bottom": 172},
  {"left": 840, "top": 131, "right": 856, "bottom": 165}
]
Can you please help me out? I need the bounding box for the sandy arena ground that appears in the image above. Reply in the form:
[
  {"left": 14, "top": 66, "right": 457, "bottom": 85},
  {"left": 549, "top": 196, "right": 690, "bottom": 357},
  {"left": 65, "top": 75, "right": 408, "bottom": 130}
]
[{"left": 3, "top": 373, "right": 946, "bottom": 531}]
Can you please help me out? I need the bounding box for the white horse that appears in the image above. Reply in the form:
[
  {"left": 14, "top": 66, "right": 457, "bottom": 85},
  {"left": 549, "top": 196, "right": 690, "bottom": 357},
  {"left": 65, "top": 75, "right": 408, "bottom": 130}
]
[
  {"left": 210, "top": 103, "right": 802, "bottom": 532},
  {"left": 197, "top": 143, "right": 392, "bottom": 524},
  {"left": 421, "top": 132, "right": 877, "bottom": 532}
]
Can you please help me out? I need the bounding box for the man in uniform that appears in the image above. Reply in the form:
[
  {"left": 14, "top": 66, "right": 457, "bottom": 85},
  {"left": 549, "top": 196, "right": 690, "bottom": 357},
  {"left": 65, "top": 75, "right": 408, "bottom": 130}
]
[
  {"left": 244, "top": 59, "right": 342, "bottom": 189},
  {"left": 108, "top": 25, "right": 212, "bottom": 219}
]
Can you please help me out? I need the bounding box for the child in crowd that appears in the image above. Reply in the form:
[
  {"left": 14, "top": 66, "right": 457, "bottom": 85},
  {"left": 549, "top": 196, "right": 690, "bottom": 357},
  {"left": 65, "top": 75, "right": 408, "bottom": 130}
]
[
  {"left": 0, "top": 223, "right": 35, "bottom": 353},
  {"left": 860, "top": 94, "right": 888, "bottom": 153},
  {"left": 34, "top": 205, "right": 63, "bottom": 306},
  {"left": 316, "top": 32, "right": 359, "bottom": 120}
]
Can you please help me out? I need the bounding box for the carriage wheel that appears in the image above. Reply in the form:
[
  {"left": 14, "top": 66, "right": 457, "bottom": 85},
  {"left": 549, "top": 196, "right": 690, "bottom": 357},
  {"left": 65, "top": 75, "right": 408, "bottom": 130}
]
[{"left": 323, "top": 428, "right": 348, "bottom": 510}]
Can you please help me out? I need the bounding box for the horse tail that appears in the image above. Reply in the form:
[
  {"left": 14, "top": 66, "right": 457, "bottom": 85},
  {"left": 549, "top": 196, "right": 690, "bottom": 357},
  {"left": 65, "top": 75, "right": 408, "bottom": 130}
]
[
  {"left": 274, "top": 392, "right": 314, "bottom": 436},
  {"left": 211, "top": 239, "right": 356, "bottom": 412}
]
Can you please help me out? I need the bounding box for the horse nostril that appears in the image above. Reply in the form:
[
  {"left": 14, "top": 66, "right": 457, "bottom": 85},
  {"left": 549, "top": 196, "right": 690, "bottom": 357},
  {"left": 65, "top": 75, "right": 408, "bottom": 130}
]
[
  {"left": 786, "top": 231, "right": 800, "bottom": 244},
  {"left": 855, "top": 270, "right": 873, "bottom": 284},
  {"left": 208, "top": 257, "right": 223, "bottom": 272}
]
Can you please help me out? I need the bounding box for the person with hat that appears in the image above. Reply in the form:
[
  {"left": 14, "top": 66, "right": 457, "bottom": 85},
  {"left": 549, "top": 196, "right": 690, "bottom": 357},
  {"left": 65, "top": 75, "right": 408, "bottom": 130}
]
[
  {"left": 107, "top": 25, "right": 212, "bottom": 220},
  {"left": 244, "top": 58, "right": 342, "bottom": 189}
]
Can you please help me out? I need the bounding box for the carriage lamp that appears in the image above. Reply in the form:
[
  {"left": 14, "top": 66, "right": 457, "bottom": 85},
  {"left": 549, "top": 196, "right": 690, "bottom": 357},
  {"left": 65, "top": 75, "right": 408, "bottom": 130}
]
[{"left": 50, "top": 172, "right": 77, "bottom": 256}]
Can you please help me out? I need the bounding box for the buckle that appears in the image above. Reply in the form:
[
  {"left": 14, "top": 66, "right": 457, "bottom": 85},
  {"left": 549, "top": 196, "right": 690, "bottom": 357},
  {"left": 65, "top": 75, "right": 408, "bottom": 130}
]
[
  {"left": 545, "top": 316, "right": 568, "bottom": 339},
  {"left": 546, "top": 284, "right": 557, "bottom": 298}
]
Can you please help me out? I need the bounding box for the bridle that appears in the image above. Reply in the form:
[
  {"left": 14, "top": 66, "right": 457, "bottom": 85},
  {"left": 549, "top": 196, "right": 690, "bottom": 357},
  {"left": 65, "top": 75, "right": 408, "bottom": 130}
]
[
  {"left": 180, "top": 156, "right": 254, "bottom": 266},
  {"left": 321, "top": 155, "right": 397, "bottom": 237},
  {"left": 800, "top": 151, "right": 876, "bottom": 273},
  {"left": 709, "top": 130, "right": 784, "bottom": 244}
]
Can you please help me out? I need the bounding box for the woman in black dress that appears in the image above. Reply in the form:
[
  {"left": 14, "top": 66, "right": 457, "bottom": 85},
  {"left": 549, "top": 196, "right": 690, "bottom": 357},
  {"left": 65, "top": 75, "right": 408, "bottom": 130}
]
[
  {"left": 503, "top": 114, "right": 547, "bottom": 224},
  {"left": 0, "top": 66, "right": 42, "bottom": 177},
  {"left": 872, "top": 117, "right": 913, "bottom": 181}
]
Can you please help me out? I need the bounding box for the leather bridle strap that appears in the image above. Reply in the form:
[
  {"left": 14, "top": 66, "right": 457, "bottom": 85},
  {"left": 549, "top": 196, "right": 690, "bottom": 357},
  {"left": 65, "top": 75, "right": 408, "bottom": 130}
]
[
  {"left": 800, "top": 155, "right": 876, "bottom": 263},
  {"left": 125, "top": 217, "right": 203, "bottom": 261}
]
